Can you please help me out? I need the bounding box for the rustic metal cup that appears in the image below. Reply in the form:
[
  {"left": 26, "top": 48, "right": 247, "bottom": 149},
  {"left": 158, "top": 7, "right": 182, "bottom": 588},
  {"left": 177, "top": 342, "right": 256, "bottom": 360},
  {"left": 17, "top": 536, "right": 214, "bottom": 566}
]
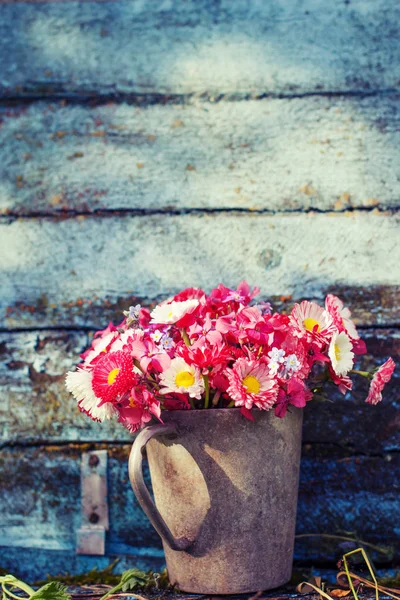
[{"left": 129, "top": 407, "right": 303, "bottom": 594}]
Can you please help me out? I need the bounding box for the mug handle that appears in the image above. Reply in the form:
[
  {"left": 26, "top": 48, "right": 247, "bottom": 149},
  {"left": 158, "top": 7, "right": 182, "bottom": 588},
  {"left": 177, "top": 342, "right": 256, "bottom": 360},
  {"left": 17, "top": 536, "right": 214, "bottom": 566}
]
[{"left": 129, "top": 423, "right": 194, "bottom": 552}]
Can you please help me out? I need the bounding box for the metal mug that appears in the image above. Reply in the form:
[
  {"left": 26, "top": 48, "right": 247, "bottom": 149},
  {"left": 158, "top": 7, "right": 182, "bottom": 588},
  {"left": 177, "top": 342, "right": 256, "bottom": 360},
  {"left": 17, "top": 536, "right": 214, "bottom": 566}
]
[{"left": 129, "top": 407, "right": 303, "bottom": 594}]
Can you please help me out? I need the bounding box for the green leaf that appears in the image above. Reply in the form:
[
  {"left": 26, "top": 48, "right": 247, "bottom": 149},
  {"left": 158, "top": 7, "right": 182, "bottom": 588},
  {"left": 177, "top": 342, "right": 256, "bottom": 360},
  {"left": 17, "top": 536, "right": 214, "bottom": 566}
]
[
  {"left": 99, "top": 569, "right": 150, "bottom": 600},
  {"left": 120, "top": 569, "right": 149, "bottom": 592},
  {"left": 30, "top": 581, "right": 71, "bottom": 600},
  {"left": 100, "top": 569, "right": 149, "bottom": 600}
]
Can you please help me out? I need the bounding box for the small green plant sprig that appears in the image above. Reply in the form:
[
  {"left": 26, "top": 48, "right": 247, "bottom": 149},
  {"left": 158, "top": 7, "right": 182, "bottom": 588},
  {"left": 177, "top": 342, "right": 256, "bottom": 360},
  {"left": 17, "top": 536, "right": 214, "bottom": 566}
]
[
  {"left": 1, "top": 576, "right": 69, "bottom": 600},
  {"left": 98, "top": 569, "right": 149, "bottom": 600},
  {"left": 1, "top": 568, "right": 169, "bottom": 600}
]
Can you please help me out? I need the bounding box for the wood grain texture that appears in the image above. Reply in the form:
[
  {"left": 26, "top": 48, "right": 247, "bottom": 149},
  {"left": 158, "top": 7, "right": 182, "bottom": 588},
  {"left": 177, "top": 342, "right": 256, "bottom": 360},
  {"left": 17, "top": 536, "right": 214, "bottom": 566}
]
[
  {"left": 0, "top": 547, "right": 165, "bottom": 584},
  {"left": 1, "top": 96, "right": 400, "bottom": 216},
  {"left": 0, "top": 444, "right": 162, "bottom": 554},
  {"left": 1, "top": 329, "right": 399, "bottom": 452},
  {"left": 0, "top": 330, "right": 129, "bottom": 443},
  {"left": 1, "top": 445, "right": 399, "bottom": 574},
  {"left": 3, "top": 285, "right": 398, "bottom": 331},
  {"left": 0, "top": 1, "right": 399, "bottom": 97},
  {"left": 1, "top": 213, "right": 399, "bottom": 329}
]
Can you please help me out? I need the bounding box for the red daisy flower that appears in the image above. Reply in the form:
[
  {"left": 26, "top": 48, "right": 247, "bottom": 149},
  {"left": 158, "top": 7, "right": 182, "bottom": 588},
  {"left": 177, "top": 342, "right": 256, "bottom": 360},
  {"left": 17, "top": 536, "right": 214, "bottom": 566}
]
[{"left": 92, "top": 351, "right": 136, "bottom": 404}]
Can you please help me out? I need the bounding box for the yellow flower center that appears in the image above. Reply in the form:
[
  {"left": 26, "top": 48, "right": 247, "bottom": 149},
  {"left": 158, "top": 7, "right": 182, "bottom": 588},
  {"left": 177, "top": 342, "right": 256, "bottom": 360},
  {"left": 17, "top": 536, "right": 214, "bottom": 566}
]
[
  {"left": 129, "top": 396, "right": 138, "bottom": 408},
  {"left": 107, "top": 368, "right": 120, "bottom": 385},
  {"left": 242, "top": 375, "right": 261, "bottom": 394},
  {"left": 175, "top": 370, "right": 195, "bottom": 388},
  {"left": 303, "top": 318, "right": 321, "bottom": 332},
  {"left": 334, "top": 343, "right": 341, "bottom": 362}
]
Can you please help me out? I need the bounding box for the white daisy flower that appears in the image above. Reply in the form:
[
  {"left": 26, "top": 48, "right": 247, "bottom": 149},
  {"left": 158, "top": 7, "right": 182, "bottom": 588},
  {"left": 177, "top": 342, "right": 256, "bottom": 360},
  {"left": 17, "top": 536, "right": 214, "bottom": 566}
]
[
  {"left": 159, "top": 357, "right": 204, "bottom": 399},
  {"left": 150, "top": 299, "right": 199, "bottom": 325},
  {"left": 65, "top": 368, "right": 116, "bottom": 422},
  {"left": 328, "top": 332, "right": 354, "bottom": 376}
]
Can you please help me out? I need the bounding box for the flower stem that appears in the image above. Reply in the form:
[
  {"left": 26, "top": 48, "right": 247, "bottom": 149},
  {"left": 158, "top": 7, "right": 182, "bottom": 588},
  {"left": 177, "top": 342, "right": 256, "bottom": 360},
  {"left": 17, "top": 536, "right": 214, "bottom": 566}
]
[
  {"left": 350, "top": 369, "right": 371, "bottom": 378},
  {"left": 203, "top": 375, "right": 210, "bottom": 409},
  {"left": 227, "top": 400, "right": 235, "bottom": 408},
  {"left": 1, "top": 577, "right": 36, "bottom": 598},
  {"left": 212, "top": 390, "right": 221, "bottom": 407},
  {"left": 2, "top": 585, "right": 25, "bottom": 600},
  {"left": 146, "top": 378, "right": 160, "bottom": 390},
  {"left": 133, "top": 358, "right": 145, "bottom": 373},
  {"left": 99, "top": 583, "right": 123, "bottom": 600},
  {"left": 180, "top": 329, "right": 191, "bottom": 348}
]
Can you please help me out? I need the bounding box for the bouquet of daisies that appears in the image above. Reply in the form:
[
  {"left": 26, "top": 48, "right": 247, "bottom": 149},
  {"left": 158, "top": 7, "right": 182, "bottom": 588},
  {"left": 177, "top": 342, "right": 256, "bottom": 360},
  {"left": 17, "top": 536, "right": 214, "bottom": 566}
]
[{"left": 66, "top": 281, "right": 395, "bottom": 432}]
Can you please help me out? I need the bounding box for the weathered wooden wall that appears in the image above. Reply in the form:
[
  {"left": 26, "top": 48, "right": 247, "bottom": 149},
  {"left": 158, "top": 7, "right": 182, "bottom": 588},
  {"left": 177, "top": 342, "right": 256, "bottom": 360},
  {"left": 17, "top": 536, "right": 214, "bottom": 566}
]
[{"left": 0, "top": 0, "right": 399, "bottom": 581}]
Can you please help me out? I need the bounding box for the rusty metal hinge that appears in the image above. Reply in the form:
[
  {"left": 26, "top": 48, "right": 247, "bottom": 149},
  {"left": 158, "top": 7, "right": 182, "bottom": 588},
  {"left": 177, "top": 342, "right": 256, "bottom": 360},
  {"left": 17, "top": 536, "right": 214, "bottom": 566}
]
[{"left": 76, "top": 449, "right": 109, "bottom": 555}]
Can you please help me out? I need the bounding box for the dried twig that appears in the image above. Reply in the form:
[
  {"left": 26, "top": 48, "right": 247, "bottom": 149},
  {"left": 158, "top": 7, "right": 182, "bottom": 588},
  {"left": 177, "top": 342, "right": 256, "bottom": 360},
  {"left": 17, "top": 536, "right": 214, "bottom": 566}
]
[{"left": 297, "top": 547, "right": 400, "bottom": 600}]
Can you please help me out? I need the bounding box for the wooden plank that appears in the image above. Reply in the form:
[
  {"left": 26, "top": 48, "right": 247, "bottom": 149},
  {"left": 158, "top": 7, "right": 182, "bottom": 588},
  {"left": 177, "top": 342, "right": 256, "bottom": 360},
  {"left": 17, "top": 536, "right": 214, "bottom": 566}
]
[
  {"left": 1, "top": 213, "right": 399, "bottom": 329},
  {"left": 3, "top": 285, "right": 398, "bottom": 332},
  {"left": 304, "top": 329, "right": 400, "bottom": 454},
  {"left": 1, "top": 329, "right": 398, "bottom": 452},
  {"left": 0, "top": 1, "right": 399, "bottom": 97},
  {"left": 1, "top": 96, "right": 400, "bottom": 216},
  {"left": 1, "top": 445, "right": 399, "bottom": 569},
  {"left": 0, "top": 330, "right": 129, "bottom": 443},
  {"left": 0, "top": 548, "right": 165, "bottom": 586},
  {"left": 0, "top": 444, "right": 162, "bottom": 553},
  {"left": 297, "top": 445, "right": 400, "bottom": 564}
]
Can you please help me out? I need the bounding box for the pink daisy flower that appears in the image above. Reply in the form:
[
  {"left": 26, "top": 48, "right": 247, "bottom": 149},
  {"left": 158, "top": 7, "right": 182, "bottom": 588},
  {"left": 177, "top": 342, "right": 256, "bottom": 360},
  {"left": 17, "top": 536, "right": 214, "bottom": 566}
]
[
  {"left": 92, "top": 351, "right": 137, "bottom": 404},
  {"left": 227, "top": 358, "right": 278, "bottom": 410},
  {"left": 290, "top": 301, "right": 335, "bottom": 342},
  {"left": 325, "top": 294, "right": 359, "bottom": 340},
  {"left": 365, "top": 357, "right": 395, "bottom": 405}
]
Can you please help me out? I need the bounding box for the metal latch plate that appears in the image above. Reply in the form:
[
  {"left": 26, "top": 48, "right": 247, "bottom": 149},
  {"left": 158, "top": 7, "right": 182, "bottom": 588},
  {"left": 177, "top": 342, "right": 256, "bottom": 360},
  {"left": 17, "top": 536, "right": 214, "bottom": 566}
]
[{"left": 76, "top": 449, "right": 109, "bottom": 555}]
